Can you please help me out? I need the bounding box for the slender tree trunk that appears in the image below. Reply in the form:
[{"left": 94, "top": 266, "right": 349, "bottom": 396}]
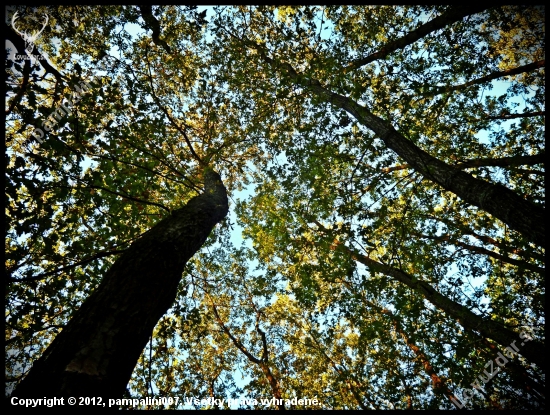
[
  {"left": 358, "top": 249, "right": 546, "bottom": 371},
  {"left": 14, "top": 168, "right": 229, "bottom": 405},
  {"left": 338, "top": 279, "right": 461, "bottom": 408},
  {"left": 323, "top": 235, "right": 546, "bottom": 371},
  {"left": 393, "top": 316, "right": 459, "bottom": 408}
]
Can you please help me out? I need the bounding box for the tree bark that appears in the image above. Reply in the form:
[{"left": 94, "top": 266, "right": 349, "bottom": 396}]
[
  {"left": 13, "top": 168, "right": 228, "bottom": 405},
  {"left": 306, "top": 80, "right": 546, "bottom": 247},
  {"left": 251, "top": 44, "right": 545, "bottom": 246}
]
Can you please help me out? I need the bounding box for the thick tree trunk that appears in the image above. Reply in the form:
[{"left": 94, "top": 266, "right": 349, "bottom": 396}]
[
  {"left": 306, "top": 81, "right": 545, "bottom": 247},
  {"left": 14, "top": 168, "right": 228, "bottom": 405},
  {"left": 253, "top": 46, "right": 545, "bottom": 246}
]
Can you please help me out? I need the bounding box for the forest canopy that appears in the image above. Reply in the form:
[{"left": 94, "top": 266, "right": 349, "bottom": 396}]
[{"left": 6, "top": 5, "right": 545, "bottom": 409}]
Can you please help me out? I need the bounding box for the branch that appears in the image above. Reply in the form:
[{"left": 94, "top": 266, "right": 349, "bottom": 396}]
[
  {"left": 312, "top": 220, "right": 546, "bottom": 370},
  {"left": 419, "top": 213, "right": 546, "bottom": 263},
  {"left": 485, "top": 111, "right": 545, "bottom": 120},
  {"left": 7, "top": 249, "right": 127, "bottom": 283},
  {"left": 418, "top": 233, "right": 545, "bottom": 274},
  {"left": 344, "top": 6, "right": 490, "bottom": 72},
  {"left": 138, "top": 5, "right": 171, "bottom": 53},
  {"left": 456, "top": 153, "right": 545, "bottom": 168},
  {"left": 255, "top": 50, "right": 545, "bottom": 245},
  {"left": 144, "top": 46, "right": 205, "bottom": 166},
  {"left": 85, "top": 184, "right": 171, "bottom": 212},
  {"left": 254, "top": 321, "right": 285, "bottom": 409},
  {"left": 425, "top": 60, "right": 545, "bottom": 97},
  {"left": 206, "top": 292, "right": 262, "bottom": 364},
  {"left": 382, "top": 153, "right": 545, "bottom": 172},
  {"left": 513, "top": 168, "right": 544, "bottom": 177}
]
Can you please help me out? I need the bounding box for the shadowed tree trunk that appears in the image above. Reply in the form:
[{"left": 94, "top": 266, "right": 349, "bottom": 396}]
[
  {"left": 247, "top": 41, "right": 545, "bottom": 246},
  {"left": 14, "top": 168, "right": 228, "bottom": 406},
  {"left": 302, "top": 75, "right": 546, "bottom": 247},
  {"left": 338, "top": 240, "right": 546, "bottom": 371},
  {"left": 312, "top": 221, "right": 546, "bottom": 372}
]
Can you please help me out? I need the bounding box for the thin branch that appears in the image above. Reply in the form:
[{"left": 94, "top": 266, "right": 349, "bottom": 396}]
[
  {"left": 425, "top": 60, "right": 545, "bottom": 97},
  {"left": 205, "top": 292, "right": 262, "bottom": 364},
  {"left": 85, "top": 184, "right": 171, "bottom": 212},
  {"left": 485, "top": 111, "right": 545, "bottom": 120},
  {"left": 456, "top": 153, "right": 545, "bottom": 168},
  {"left": 144, "top": 46, "right": 205, "bottom": 166},
  {"left": 419, "top": 233, "right": 545, "bottom": 274},
  {"left": 419, "top": 213, "right": 545, "bottom": 263},
  {"left": 381, "top": 153, "right": 545, "bottom": 172},
  {"left": 345, "top": 6, "right": 491, "bottom": 72},
  {"left": 7, "top": 249, "right": 126, "bottom": 283}
]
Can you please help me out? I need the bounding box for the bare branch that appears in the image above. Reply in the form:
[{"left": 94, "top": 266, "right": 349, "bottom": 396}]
[
  {"left": 425, "top": 60, "right": 545, "bottom": 97},
  {"left": 485, "top": 111, "right": 545, "bottom": 120}
]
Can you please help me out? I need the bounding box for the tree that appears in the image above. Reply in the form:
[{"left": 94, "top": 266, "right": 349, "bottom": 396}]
[{"left": 6, "top": 5, "right": 544, "bottom": 409}]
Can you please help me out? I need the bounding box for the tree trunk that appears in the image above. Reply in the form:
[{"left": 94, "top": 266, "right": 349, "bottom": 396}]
[
  {"left": 312, "top": 221, "right": 545, "bottom": 371},
  {"left": 335, "top": 241, "right": 546, "bottom": 372},
  {"left": 14, "top": 168, "right": 229, "bottom": 405},
  {"left": 252, "top": 46, "right": 545, "bottom": 246},
  {"left": 306, "top": 80, "right": 545, "bottom": 247}
]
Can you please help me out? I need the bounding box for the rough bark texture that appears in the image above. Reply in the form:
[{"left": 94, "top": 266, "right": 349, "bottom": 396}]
[{"left": 14, "top": 168, "right": 228, "bottom": 404}]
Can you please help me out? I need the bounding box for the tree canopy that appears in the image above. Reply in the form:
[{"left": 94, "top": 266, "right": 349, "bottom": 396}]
[{"left": 6, "top": 5, "right": 545, "bottom": 409}]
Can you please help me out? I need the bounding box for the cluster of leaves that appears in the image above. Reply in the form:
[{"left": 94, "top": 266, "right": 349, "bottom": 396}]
[{"left": 6, "top": 5, "right": 544, "bottom": 409}]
